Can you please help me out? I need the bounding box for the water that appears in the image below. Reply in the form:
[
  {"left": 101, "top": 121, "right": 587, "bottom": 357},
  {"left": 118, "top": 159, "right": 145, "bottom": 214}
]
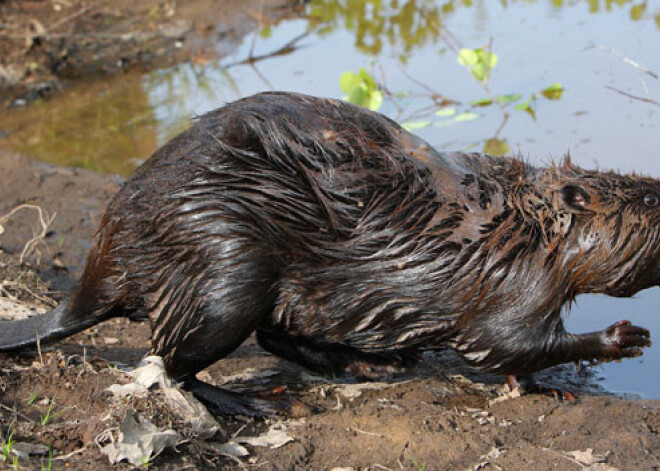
[{"left": 1, "top": 0, "right": 659, "bottom": 397}]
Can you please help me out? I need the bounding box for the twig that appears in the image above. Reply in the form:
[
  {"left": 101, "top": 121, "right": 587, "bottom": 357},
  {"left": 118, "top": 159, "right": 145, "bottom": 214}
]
[
  {"left": 588, "top": 43, "right": 659, "bottom": 81},
  {"left": 249, "top": 62, "right": 274, "bottom": 90},
  {"left": 1, "top": 280, "right": 57, "bottom": 307},
  {"left": 349, "top": 427, "right": 384, "bottom": 438},
  {"left": 0, "top": 402, "right": 35, "bottom": 423},
  {"left": 52, "top": 446, "right": 86, "bottom": 461},
  {"left": 398, "top": 66, "right": 455, "bottom": 107},
  {"left": 36, "top": 335, "right": 44, "bottom": 366},
  {"left": 223, "top": 30, "right": 312, "bottom": 68},
  {"left": 483, "top": 36, "right": 509, "bottom": 120},
  {"left": 605, "top": 85, "right": 660, "bottom": 107},
  {"left": 48, "top": 6, "right": 91, "bottom": 32},
  {"left": 493, "top": 114, "right": 510, "bottom": 138},
  {"left": 247, "top": 0, "right": 265, "bottom": 60},
  {"left": 231, "top": 424, "right": 248, "bottom": 439},
  {"left": 0, "top": 204, "right": 56, "bottom": 264}
]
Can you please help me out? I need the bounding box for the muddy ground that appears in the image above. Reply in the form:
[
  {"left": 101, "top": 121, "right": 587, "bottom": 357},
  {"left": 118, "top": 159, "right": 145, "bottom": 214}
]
[
  {"left": 1, "top": 154, "right": 660, "bottom": 471},
  {"left": 0, "top": 0, "right": 304, "bottom": 106}
]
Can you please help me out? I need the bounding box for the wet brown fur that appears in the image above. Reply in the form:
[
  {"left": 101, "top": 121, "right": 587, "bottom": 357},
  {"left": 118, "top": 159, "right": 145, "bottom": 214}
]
[{"left": 1, "top": 92, "right": 656, "bottom": 412}]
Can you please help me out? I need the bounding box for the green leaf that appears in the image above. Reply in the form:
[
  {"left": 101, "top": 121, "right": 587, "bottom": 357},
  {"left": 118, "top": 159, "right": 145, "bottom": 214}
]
[
  {"left": 458, "top": 48, "right": 498, "bottom": 82},
  {"left": 347, "top": 86, "right": 367, "bottom": 107},
  {"left": 487, "top": 52, "right": 498, "bottom": 69},
  {"left": 339, "top": 69, "right": 382, "bottom": 111},
  {"left": 402, "top": 120, "right": 431, "bottom": 131},
  {"left": 259, "top": 25, "right": 272, "bottom": 39},
  {"left": 368, "top": 90, "right": 383, "bottom": 111},
  {"left": 541, "top": 83, "right": 564, "bottom": 100},
  {"left": 457, "top": 48, "right": 478, "bottom": 66},
  {"left": 472, "top": 63, "right": 488, "bottom": 81},
  {"left": 515, "top": 96, "right": 537, "bottom": 120},
  {"left": 339, "top": 72, "right": 361, "bottom": 94},
  {"left": 434, "top": 107, "right": 457, "bottom": 117},
  {"left": 469, "top": 98, "right": 494, "bottom": 107},
  {"left": 483, "top": 138, "right": 510, "bottom": 156},
  {"left": 453, "top": 112, "right": 480, "bottom": 122},
  {"left": 496, "top": 93, "right": 522, "bottom": 104},
  {"left": 359, "top": 67, "right": 376, "bottom": 88}
]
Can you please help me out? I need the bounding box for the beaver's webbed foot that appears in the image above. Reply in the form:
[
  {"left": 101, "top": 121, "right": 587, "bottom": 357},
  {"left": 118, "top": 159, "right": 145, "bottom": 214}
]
[
  {"left": 591, "top": 320, "right": 651, "bottom": 361},
  {"left": 184, "top": 377, "right": 308, "bottom": 418},
  {"left": 500, "top": 321, "right": 651, "bottom": 402},
  {"left": 506, "top": 374, "right": 577, "bottom": 402}
]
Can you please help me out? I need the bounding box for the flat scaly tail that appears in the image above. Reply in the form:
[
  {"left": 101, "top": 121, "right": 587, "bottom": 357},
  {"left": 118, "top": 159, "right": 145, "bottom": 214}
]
[{"left": 0, "top": 301, "right": 98, "bottom": 351}]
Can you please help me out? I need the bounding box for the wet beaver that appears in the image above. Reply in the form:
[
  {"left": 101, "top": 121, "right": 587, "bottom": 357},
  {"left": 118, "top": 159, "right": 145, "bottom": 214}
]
[{"left": 0, "top": 92, "right": 654, "bottom": 415}]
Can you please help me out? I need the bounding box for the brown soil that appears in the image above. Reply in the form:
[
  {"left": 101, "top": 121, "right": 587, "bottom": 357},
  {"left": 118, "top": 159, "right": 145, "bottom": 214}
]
[
  {"left": 1, "top": 150, "right": 660, "bottom": 470},
  {"left": 0, "top": 0, "right": 304, "bottom": 106}
]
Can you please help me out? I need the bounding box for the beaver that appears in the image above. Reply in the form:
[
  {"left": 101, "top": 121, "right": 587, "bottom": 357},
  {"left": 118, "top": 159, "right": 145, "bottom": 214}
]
[{"left": 0, "top": 92, "right": 654, "bottom": 415}]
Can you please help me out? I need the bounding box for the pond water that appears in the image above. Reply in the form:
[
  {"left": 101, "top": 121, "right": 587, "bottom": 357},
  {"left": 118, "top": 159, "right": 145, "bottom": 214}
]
[{"left": 1, "top": 0, "right": 659, "bottom": 398}]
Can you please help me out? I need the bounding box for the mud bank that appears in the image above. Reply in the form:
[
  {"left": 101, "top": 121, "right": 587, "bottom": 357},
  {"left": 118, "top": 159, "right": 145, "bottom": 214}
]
[{"left": 0, "top": 0, "right": 302, "bottom": 105}]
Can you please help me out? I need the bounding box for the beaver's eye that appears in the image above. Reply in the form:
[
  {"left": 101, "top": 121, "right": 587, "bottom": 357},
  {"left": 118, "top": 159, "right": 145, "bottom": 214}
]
[{"left": 644, "top": 194, "right": 659, "bottom": 207}]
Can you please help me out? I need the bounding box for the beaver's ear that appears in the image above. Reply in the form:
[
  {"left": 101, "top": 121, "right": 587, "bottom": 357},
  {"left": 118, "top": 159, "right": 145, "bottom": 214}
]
[{"left": 560, "top": 184, "right": 591, "bottom": 211}]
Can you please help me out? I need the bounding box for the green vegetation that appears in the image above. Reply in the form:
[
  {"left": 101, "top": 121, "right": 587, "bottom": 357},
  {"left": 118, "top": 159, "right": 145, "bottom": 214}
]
[
  {"left": 27, "top": 395, "right": 63, "bottom": 427},
  {"left": 341, "top": 45, "right": 564, "bottom": 157},
  {"left": 1, "top": 432, "right": 19, "bottom": 470},
  {"left": 340, "top": 68, "right": 384, "bottom": 110},
  {"left": 140, "top": 455, "right": 154, "bottom": 469},
  {"left": 39, "top": 398, "right": 58, "bottom": 426},
  {"left": 458, "top": 47, "right": 498, "bottom": 82},
  {"left": 40, "top": 448, "right": 53, "bottom": 471}
]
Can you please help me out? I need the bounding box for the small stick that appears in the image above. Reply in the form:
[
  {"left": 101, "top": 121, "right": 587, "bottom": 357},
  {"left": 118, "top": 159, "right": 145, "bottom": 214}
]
[
  {"left": 0, "top": 402, "right": 35, "bottom": 423},
  {"left": 588, "top": 43, "right": 659, "bottom": 81},
  {"left": 605, "top": 85, "right": 660, "bottom": 108},
  {"left": 48, "top": 6, "right": 91, "bottom": 32},
  {"left": 36, "top": 334, "right": 44, "bottom": 366}
]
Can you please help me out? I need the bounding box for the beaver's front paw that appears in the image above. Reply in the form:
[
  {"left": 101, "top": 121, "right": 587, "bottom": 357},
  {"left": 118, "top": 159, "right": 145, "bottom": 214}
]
[{"left": 600, "top": 320, "right": 651, "bottom": 360}]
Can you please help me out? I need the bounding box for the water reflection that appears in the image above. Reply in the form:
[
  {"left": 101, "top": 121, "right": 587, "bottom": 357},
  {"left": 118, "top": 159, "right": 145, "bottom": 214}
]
[
  {"left": 0, "top": 74, "right": 157, "bottom": 175},
  {"left": 308, "top": 0, "right": 444, "bottom": 57},
  {"left": 308, "top": 0, "right": 660, "bottom": 58},
  {"left": 0, "top": 0, "right": 657, "bottom": 175}
]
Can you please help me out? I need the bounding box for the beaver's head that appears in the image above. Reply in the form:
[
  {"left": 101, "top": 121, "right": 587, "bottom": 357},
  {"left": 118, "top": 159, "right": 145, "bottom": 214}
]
[{"left": 550, "top": 160, "right": 660, "bottom": 297}]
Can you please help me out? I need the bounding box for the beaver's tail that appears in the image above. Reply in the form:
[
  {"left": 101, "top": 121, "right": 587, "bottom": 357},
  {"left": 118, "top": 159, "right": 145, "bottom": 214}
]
[{"left": 0, "top": 301, "right": 104, "bottom": 351}]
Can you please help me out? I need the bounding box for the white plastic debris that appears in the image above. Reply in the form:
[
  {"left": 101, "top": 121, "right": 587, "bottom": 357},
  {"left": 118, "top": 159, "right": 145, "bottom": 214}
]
[
  {"left": 100, "top": 412, "right": 180, "bottom": 466},
  {"left": 233, "top": 428, "right": 295, "bottom": 449},
  {"left": 162, "top": 387, "right": 223, "bottom": 439},
  {"left": 565, "top": 448, "right": 608, "bottom": 466},
  {"left": 105, "top": 356, "right": 224, "bottom": 439}
]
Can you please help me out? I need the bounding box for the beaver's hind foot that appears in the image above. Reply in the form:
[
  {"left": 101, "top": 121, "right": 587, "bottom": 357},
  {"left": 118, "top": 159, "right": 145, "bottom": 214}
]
[
  {"left": 185, "top": 377, "right": 305, "bottom": 417},
  {"left": 506, "top": 374, "right": 578, "bottom": 402}
]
